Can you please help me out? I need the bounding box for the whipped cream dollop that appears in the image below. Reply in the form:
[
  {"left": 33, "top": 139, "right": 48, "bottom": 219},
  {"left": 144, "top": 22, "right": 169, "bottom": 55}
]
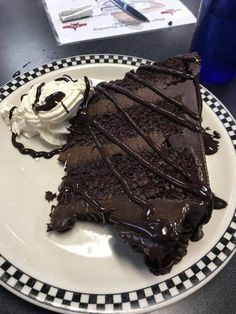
[{"left": 0, "top": 75, "right": 93, "bottom": 146}]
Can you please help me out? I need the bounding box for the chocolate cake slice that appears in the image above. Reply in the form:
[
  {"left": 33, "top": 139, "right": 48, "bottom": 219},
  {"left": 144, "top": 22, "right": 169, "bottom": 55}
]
[{"left": 48, "top": 53, "right": 214, "bottom": 275}]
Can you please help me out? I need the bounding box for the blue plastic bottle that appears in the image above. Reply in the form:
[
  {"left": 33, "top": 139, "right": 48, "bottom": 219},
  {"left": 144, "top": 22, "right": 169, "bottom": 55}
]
[{"left": 191, "top": 0, "right": 236, "bottom": 84}]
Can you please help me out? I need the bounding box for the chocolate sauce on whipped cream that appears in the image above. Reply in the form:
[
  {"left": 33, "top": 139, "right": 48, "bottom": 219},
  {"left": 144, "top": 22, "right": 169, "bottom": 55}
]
[
  {"left": 11, "top": 87, "right": 66, "bottom": 159},
  {"left": 9, "top": 75, "right": 87, "bottom": 158},
  {"left": 32, "top": 82, "right": 45, "bottom": 110},
  {"left": 8, "top": 106, "right": 17, "bottom": 120},
  {"left": 20, "top": 94, "right": 27, "bottom": 102},
  {"left": 35, "top": 91, "right": 65, "bottom": 112}
]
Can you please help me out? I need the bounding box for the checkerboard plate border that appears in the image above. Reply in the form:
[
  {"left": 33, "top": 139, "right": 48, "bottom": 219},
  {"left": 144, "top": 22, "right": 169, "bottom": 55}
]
[{"left": 0, "top": 55, "right": 235, "bottom": 313}]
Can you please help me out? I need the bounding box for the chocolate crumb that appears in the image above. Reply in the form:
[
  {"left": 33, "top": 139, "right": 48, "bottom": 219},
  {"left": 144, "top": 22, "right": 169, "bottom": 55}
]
[
  {"left": 213, "top": 130, "right": 221, "bottom": 139},
  {"left": 45, "top": 191, "right": 57, "bottom": 202},
  {"left": 47, "top": 223, "right": 53, "bottom": 232}
]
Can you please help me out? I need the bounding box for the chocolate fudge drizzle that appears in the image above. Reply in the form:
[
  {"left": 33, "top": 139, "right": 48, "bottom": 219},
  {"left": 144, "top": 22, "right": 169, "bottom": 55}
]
[
  {"left": 101, "top": 82, "right": 201, "bottom": 132},
  {"left": 126, "top": 71, "right": 199, "bottom": 120},
  {"left": 139, "top": 62, "right": 203, "bottom": 114},
  {"left": 139, "top": 64, "right": 195, "bottom": 80},
  {"left": 11, "top": 133, "right": 63, "bottom": 159},
  {"left": 89, "top": 124, "right": 153, "bottom": 212},
  {"left": 96, "top": 85, "right": 208, "bottom": 191},
  {"left": 32, "top": 82, "right": 45, "bottom": 110}
]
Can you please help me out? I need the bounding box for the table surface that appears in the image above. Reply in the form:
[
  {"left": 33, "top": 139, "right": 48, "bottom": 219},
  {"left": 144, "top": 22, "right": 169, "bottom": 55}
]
[{"left": 0, "top": 1, "right": 235, "bottom": 313}]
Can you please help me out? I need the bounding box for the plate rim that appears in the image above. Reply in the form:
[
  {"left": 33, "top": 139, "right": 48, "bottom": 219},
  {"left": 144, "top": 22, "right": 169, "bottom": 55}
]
[{"left": 0, "top": 54, "right": 235, "bottom": 314}]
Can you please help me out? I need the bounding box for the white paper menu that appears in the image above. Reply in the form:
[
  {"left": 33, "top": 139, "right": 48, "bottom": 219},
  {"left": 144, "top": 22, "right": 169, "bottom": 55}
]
[{"left": 42, "top": 0, "right": 196, "bottom": 45}]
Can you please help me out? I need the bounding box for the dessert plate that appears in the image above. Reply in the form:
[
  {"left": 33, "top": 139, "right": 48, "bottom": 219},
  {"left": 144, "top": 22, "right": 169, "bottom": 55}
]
[{"left": 0, "top": 55, "right": 235, "bottom": 314}]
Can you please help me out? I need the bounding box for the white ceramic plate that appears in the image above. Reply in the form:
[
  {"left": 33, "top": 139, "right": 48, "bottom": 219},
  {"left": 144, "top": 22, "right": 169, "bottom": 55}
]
[{"left": 0, "top": 55, "right": 235, "bottom": 314}]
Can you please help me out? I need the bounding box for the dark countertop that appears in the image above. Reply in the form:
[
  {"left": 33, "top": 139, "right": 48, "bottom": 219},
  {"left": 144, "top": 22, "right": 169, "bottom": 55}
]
[{"left": 0, "top": 1, "right": 235, "bottom": 313}]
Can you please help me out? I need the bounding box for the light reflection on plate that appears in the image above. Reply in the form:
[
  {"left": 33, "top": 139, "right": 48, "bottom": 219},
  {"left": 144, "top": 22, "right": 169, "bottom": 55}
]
[{"left": 49, "top": 228, "right": 113, "bottom": 258}]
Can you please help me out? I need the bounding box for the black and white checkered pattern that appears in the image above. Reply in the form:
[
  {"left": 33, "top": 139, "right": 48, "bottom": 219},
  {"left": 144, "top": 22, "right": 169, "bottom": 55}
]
[
  {"left": 0, "top": 55, "right": 235, "bottom": 313},
  {"left": 201, "top": 87, "right": 236, "bottom": 147},
  {"left": 0, "top": 54, "right": 151, "bottom": 102}
]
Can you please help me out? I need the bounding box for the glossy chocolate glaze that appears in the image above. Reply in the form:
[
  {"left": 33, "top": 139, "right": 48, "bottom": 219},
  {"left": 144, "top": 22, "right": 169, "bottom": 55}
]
[
  {"left": 111, "top": 215, "right": 176, "bottom": 241},
  {"left": 213, "top": 194, "right": 228, "bottom": 209},
  {"left": 213, "top": 130, "right": 221, "bottom": 139},
  {"left": 203, "top": 131, "right": 219, "bottom": 155}
]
